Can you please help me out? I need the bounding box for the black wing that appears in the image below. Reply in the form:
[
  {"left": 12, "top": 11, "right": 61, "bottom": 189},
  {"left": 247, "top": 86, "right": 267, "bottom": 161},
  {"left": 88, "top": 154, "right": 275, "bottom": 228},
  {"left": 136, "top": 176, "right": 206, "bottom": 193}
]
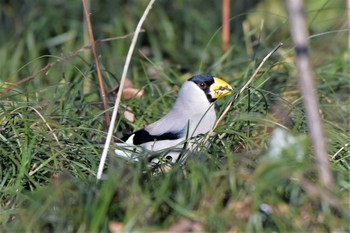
[{"left": 122, "top": 128, "right": 184, "bottom": 145}]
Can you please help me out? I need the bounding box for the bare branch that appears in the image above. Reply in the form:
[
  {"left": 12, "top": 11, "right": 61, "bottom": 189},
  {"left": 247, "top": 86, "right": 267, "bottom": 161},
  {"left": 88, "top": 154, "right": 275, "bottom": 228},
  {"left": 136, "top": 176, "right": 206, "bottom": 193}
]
[{"left": 287, "top": 0, "right": 334, "bottom": 188}]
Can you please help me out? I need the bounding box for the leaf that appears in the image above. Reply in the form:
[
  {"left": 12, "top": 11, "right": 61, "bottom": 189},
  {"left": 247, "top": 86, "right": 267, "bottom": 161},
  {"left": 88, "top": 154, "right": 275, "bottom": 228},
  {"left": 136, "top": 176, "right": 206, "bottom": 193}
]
[
  {"left": 154, "top": 218, "right": 203, "bottom": 233},
  {"left": 109, "top": 77, "right": 144, "bottom": 100},
  {"left": 122, "top": 87, "right": 144, "bottom": 100},
  {"left": 108, "top": 221, "right": 124, "bottom": 233},
  {"left": 124, "top": 106, "right": 135, "bottom": 122}
]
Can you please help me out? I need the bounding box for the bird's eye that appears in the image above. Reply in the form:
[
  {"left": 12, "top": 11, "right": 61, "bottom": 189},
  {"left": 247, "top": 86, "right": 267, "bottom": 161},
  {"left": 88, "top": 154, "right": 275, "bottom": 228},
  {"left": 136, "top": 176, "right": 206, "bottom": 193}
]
[{"left": 199, "top": 82, "right": 207, "bottom": 89}]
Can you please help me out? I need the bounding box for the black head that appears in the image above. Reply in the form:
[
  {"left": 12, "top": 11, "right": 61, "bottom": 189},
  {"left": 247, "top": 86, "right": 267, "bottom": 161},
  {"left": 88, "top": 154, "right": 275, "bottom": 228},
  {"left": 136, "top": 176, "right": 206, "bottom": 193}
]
[{"left": 188, "top": 74, "right": 216, "bottom": 102}]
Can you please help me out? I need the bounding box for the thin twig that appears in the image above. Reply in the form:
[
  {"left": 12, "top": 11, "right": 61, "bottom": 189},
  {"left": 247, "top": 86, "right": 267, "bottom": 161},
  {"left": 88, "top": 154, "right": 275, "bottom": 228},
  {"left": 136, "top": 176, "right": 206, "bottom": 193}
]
[
  {"left": 96, "top": 0, "right": 156, "bottom": 180},
  {"left": 97, "top": 32, "right": 144, "bottom": 43},
  {"left": 6, "top": 106, "right": 60, "bottom": 144},
  {"left": 204, "top": 43, "right": 282, "bottom": 143},
  {"left": 299, "top": 176, "right": 349, "bottom": 218},
  {"left": 0, "top": 32, "right": 141, "bottom": 98},
  {"left": 287, "top": 0, "right": 334, "bottom": 188},
  {"left": 332, "top": 143, "right": 349, "bottom": 159},
  {"left": 82, "top": 0, "right": 110, "bottom": 127},
  {"left": 1, "top": 61, "right": 62, "bottom": 97}
]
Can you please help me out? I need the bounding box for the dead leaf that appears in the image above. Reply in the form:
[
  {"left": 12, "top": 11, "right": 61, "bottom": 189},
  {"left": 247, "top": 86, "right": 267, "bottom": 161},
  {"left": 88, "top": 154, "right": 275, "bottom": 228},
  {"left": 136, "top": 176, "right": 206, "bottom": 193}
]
[
  {"left": 109, "top": 221, "right": 124, "bottom": 233},
  {"left": 226, "top": 226, "right": 239, "bottom": 233},
  {"left": 147, "top": 66, "right": 160, "bottom": 79},
  {"left": 122, "top": 87, "right": 144, "bottom": 100},
  {"left": 228, "top": 198, "right": 253, "bottom": 221},
  {"left": 124, "top": 106, "right": 135, "bottom": 122},
  {"left": 155, "top": 218, "right": 204, "bottom": 233},
  {"left": 121, "top": 78, "right": 134, "bottom": 89},
  {"left": 109, "top": 77, "right": 144, "bottom": 100}
]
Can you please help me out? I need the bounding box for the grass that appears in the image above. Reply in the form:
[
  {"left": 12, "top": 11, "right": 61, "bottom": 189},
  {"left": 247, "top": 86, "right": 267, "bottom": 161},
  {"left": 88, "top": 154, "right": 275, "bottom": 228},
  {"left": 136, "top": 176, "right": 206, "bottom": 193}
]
[{"left": 0, "top": 0, "right": 349, "bottom": 232}]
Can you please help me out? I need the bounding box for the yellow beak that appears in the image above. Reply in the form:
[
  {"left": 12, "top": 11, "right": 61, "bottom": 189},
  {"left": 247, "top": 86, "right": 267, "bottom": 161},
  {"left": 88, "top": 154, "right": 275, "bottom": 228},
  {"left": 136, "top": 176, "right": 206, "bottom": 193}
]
[{"left": 210, "top": 77, "right": 232, "bottom": 99}]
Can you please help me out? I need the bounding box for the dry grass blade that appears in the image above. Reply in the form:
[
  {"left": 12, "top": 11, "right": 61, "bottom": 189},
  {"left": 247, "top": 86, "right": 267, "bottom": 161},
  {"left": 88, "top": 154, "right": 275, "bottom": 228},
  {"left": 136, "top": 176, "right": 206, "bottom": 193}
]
[
  {"left": 204, "top": 43, "right": 282, "bottom": 143},
  {"left": 332, "top": 143, "right": 349, "bottom": 159},
  {"left": 287, "top": 0, "right": 334, "bottom": 188},
  {"left": 97, "top": 0, "right": 156, "bottom": 180},
  {"left": 4, "top": 106, "right": 60, "bottom": 144}
]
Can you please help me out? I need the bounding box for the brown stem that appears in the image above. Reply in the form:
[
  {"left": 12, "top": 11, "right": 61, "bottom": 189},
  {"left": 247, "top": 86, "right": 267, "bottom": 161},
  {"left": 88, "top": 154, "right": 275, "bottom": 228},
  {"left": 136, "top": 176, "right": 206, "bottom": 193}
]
[
  {"left": 222, "top": 0, "right": 230, "bottom": 52},
  {"left": 82, "top": 0, "right": 110, "bottom": 127}
]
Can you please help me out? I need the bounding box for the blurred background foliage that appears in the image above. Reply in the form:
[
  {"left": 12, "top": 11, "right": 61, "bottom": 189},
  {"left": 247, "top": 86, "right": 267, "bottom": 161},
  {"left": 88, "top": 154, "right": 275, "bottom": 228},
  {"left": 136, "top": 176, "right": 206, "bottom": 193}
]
[
  {"left": 1, "top": 0, "right": 345, "bottom": 80},
  {"left": 0, "top": 0, "right": 349, "bottom": 232}
]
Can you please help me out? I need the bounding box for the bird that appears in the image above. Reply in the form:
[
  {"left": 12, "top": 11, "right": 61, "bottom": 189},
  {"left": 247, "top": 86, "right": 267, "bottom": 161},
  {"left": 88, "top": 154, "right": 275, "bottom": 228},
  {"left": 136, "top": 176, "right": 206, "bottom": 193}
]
[{"left": 115, "top": 74, "right": 232, "bottom": 164}]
